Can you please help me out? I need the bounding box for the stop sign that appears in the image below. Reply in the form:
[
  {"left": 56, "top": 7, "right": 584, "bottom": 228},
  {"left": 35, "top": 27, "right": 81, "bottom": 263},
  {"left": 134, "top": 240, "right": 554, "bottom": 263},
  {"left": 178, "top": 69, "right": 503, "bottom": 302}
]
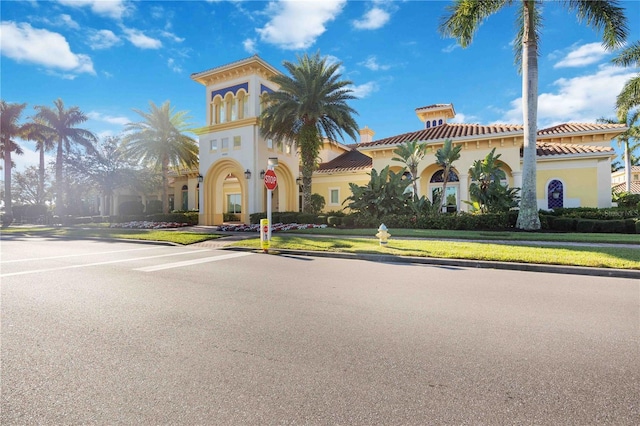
[{"left": 264, "top": 169, "right": 278, "bottom": 190}]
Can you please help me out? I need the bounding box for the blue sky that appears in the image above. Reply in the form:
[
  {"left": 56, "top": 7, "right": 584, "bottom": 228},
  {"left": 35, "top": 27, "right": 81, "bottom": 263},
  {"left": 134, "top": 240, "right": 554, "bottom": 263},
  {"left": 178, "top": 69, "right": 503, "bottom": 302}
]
[{"left": 2, "top": 0, "right": 639, "bottom": 172}]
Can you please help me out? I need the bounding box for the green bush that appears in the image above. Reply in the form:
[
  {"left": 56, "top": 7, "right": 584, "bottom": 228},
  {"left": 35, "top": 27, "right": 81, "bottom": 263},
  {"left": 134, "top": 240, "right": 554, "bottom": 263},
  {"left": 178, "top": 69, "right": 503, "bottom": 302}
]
[
  {"left": 223, "top": 213, "right": 240, "bottom": 222},
  {"left": 341, "top": 214, "right": 356, "bottom": 228},
  {"left": 119, "top": 200, "right": 144, "bottom": 215},
  {"left": 145, "top": 200, "right": 163, "bottom": 214},
  {"left": 598, "top": 220, "right": 626, "bottom": 233},
  {"left": 624, "top": 219, "right": 637, "bottom": 234},
  {"left": 636, "top": 220, "right": 640, "bottom": 234},
  {"left": 576, "top": 219, "right": 598, "bottom": 233},
  {"left": 551, "top": 217, "right": 576, "bottom": 232},
  {"left": 327, "top": 216, "right": 342, "bottom": 226},
  {"left": 297, "top": 213, "right": 316, "bottom": 224},
  {"left": 316, "top": 215, "right": 327, "bottom": 225}
]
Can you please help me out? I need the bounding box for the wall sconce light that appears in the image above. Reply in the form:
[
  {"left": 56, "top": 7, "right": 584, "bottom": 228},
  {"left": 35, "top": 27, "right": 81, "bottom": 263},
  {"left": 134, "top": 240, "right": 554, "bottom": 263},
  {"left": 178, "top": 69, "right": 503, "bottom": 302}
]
[
  {"left": 552, "top": 191, "right": 560, "bottom": 199},
  {"left": 260, "top": 170, "right": 266, "bottom": 179},
  {"left": 296, "top": 177, "right": 303, "bottom": 186},
  {"left": 197, "top": 174, "right": 203, "bottom": 183},
  {"left": 244, "top": 169, "right": 252, "bottom": 179},
  {"left": 268, "top": 157, "right": 279, "bottom": 168}
]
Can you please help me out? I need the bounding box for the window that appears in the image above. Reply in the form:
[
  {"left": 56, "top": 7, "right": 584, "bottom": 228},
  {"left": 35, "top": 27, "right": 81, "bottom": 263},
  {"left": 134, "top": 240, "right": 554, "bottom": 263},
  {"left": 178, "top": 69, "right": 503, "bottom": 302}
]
[
  {"left": 181, "top": 185, "right": 188, "bottom": 211},
  {"left": 438, "top": 119, "right": 443, "bottom": 125},
  {"left": 330, "top": 189, "right": 339, "bottom": 205},
  {"left": 210, "top": 139, "right": 217, "bottom": 153},
  {"left": 547, "top": 179, "right": 564, "bottom": 209},
  {"left": 426, "top": 121, "right": 431, "bottom": 129},
  {"left": 267, "top": 138, "right": 273, "bottom": 149},
  {"left": 233, "top": 136, "right": 241, "bottom": 148},
  {"left": 221, "top": 137, "right": 229, "bottom": 150},
  {"left": 227, "top": 193, "right": 241, "bottom": 213},
  {"left": 219, "top": 101, "right": 226, "bottom": 123},
  {"left": 432, "top": 120, "right": 437, "bottom": 127},
  {"left": 231, "top": 98, "right": 238, "bottom": 121},
  {"left": 243, "top": 94, "right": 249, "bottom": 118}
]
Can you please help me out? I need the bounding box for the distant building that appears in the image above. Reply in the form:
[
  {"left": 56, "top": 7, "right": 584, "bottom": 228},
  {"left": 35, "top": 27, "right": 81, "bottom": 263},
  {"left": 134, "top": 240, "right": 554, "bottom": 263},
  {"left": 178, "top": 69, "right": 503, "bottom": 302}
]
[
  {"left": 612, "top": 165, "right": 640, "bottom": 194},
  {"left": 186, "top": 55, "right": 626, "bottom": 225}
]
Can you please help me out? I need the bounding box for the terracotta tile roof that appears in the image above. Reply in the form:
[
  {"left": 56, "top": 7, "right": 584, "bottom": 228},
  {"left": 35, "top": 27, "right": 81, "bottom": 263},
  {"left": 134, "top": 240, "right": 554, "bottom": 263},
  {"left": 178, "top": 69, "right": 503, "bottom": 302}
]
[
  {"left": 535, "top": 142, "right": 614, "bottom": 157},
  {"left": 414, "top": 103, "right": 453, "bottom": 111},
  {"left": 357, "top": 123, "right": 524, "bottom": 148},
  {"left": 537, "top": 123, "right": 627, "bottom": 135},
  {"left": 316, "top": 149, "right": 372, "bottom": 174},
  {"left": 612, "top": 181, "right": 640, "bottom": 194}
]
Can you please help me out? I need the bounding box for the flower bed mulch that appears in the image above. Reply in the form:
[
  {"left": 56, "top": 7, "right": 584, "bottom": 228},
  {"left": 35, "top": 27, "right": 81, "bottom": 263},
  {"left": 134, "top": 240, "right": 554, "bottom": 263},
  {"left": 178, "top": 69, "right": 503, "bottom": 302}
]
[
  {"left": 110, "top": 221, "right": 192, "bottom": 229},
  {"left": 214, "top": 223, "right": 327, "bottom": 232}
]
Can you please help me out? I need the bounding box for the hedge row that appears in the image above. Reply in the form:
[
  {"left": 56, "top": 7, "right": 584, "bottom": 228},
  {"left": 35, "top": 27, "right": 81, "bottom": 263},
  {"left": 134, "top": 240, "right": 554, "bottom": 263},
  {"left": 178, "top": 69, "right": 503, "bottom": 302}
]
[{"left": 542, "top": 216, "right": 638, "bottom": 234}]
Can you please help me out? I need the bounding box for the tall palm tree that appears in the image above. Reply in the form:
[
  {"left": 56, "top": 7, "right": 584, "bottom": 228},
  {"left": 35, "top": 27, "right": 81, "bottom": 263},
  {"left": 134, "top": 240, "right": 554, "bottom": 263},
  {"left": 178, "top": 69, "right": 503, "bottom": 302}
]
[
  {"left": 613, "top": 40, "right": 640, "bottom": 116},
  {"left": 26, "top": 117, "right": 56, "bottom": 204},
  {"left": 435, "top": 139, "right": 462, "bottom": 212},
  {"left": 260, "top": 52, "right": 359, "bottom": 213},
  {"left": 0, "top": 101, "right": 27, "bottom": 225},
  {"left": 34, "top": 98, "right": 97, "bottom": 215},
  {"left": 440, "top": 0, "right": 628, "bottom": 230},
  {"left": 599, "top": 110, "right": 640, "bottom": 192},
  {"left": 123, "top": 100, "right": 199, "bottom": 214},
  {"left": 392, "top": 140, "right": 428, "bottom": 201}
]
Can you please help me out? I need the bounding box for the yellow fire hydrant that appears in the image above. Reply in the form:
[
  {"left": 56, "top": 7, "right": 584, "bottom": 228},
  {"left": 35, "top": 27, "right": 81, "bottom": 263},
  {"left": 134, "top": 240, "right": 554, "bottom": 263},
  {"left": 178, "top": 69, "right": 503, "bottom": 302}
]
[{"left": 376, "top": 223, "right": 391, "bottom": 246}]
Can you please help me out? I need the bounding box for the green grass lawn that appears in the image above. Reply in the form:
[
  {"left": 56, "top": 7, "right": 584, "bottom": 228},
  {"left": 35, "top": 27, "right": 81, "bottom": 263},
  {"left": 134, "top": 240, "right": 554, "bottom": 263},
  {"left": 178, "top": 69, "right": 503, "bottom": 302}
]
[
  {"left": 0, "top": 226, "right": 222, "bottom": 245},
  {"left": 2, "top": 224, "right": 639, "bottom": 269},
  {"left": 232, "top": 235, "right": 640, "bottom": 270}
]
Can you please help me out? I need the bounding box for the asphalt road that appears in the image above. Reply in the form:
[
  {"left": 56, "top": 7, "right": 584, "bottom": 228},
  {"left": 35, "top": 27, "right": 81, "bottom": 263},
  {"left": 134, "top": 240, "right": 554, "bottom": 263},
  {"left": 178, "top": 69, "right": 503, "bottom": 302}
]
[{"left": 1, "top": 236, "right": 639, "bottom": 425}]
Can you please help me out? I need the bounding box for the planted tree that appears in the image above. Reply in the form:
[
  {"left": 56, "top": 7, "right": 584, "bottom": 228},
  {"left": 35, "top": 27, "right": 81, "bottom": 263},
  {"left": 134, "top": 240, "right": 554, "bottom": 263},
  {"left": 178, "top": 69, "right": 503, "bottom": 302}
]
[
  {"left": 467, "top": 148, "right": 520, "bottom": 213},
  {"left": 34, "top": 98, "right": 97, "bottom": 216},
  {"left": 0, "top": 101, "right": 28, "bottom": 225},
  {"left": 344, "top": 166, "right": 412, "bottom": 219},
  {"left": 124, "top": 101, "right": 198, "bottom": 214},
  {"left": 613, "top": 40, "right": 640, "bottom": 115},
  {"left": 260, "top": 52, "right": 359, "bottom": 213},
  {"left": 441, "top": 0, "right": 628, "bottom": 230},
  {"left": 392, "top": 140, "right": 428, "bottom": 201},
  {"left": 434, "top": 139, "right": 462, "bottom": 212},
  {"left": 598, "top": 110, "right": 640, "bottom": 193}
]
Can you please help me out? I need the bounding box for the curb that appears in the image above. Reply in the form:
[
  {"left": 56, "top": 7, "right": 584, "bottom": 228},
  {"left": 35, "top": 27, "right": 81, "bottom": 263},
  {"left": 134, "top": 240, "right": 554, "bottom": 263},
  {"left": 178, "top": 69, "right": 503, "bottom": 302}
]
[{"left": 221, "top": 246, "right": 640, "bottom": 279}]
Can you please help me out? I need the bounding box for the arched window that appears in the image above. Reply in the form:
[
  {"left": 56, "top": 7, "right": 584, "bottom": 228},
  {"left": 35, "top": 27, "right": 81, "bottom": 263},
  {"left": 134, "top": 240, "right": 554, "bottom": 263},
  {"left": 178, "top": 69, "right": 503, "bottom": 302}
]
[
  {"left": 224, "top": 93, "right": 234, "bottom": 123},
  {"left": 432, "top": 120, "right": 437, "bottom": 127},
  {"left": 438, "top": 119, "right": 443, "bottom": 125},
  {"left": 237, "top": 90, "right": 249, "bottom": 119},
  {"left": 547, "top": 179, "right": 564, "bottom": 209},
  {"left": 181, "top": 185, "right": 188, "bottom": 211},
  {"left": 426, "top": 121, "right": 431, "bottom": 129},
  {"left": 430, "top": 169, "right": 460, "bottom": 212}
]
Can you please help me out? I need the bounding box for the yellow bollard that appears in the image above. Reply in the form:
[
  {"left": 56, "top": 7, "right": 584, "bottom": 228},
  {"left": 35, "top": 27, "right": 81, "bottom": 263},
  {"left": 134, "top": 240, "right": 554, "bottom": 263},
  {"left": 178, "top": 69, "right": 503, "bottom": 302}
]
[{"left": 260, "top": 218, "right": 270, "bottom": 253}]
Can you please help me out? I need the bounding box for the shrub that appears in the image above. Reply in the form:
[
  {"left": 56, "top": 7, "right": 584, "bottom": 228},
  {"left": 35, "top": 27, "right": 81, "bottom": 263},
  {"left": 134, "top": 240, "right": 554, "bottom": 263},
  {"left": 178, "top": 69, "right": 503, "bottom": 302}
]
[
  {"left": 551, "top": 217, "right": 576, "bottom": 232},
  {"left": 119, "top": 200, "right": 144, "bottom": 215},
  {"left": 624, "top": 219, "right": 637, "bottom": 234},
  {"left": 309, "top": 193, "right": 325, "bottom": 215},
  {"left": 297, "top": 213, "right": 316, "bottom": 224},
  {"left": 598, "top": 220, "right": 626, "bottom": 234},
  {"left": 316, "top": 215, "right": 327, "bottom": 225},
  {"left": 576, "top": 219, "right": 597, "bottom": 233},
  {"left": 341, "top": 214, "right": 356, "bottom": 228},
  {"left": 327, "top": 216, "right": 342, "bottom": 227},
  {"left": 223, "top": 213, "right": 240, "bottom": 222},
  {"left": 636, "top": 220, "right": 640, "bottom": 234},
  {"left": 145, "top": 200, "right": 163, "bottom": 214}
]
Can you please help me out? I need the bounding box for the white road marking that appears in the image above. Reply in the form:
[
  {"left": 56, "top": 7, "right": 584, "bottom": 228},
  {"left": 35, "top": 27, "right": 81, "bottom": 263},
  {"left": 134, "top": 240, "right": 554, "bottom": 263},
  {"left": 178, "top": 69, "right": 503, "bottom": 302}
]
[
  {"left": 1, "top": 249, "right": 210, "bottom": 278},
  {"left": 134, "top": 252, "right": 253, "bottom": 272},
  {"left": 1, "top": 246, "right": 168, "bottom": 264}
]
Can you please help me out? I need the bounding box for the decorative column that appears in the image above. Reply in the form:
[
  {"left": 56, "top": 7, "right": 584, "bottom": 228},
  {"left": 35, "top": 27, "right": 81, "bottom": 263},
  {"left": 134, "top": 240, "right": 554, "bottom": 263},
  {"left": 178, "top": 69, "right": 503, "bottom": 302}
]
[{"left": 459, "top": 174, "right": 469, "bottom": 212}]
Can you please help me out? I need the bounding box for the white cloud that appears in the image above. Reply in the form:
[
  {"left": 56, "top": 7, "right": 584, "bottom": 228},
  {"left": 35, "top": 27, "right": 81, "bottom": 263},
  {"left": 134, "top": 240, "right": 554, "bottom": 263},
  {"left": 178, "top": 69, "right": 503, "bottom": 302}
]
[
  {"left": 553, "top": 42, "right": 609, "bottom": 68},
  {"left": 243, "top": 38, "right": 257, "bottom": 54},
  {"left": 350, "top": 81, "right": 379, "bottom": 99},
  {"left": 442, "top": 43, "right": 460, "bottom": 53},
  {"left": 160, "top": 30, "right": 184, "bottom": 43},
  {"left": 256, "top": 0, "right": 346, "bottom": 50},
  {"left": 0, "top": 21, "right": 95, "bottom": 75},
  {"left": 499, "top": 65, "right": 635, "bottom": 126},
  {"left": 353, "top": 7, "right": 390, "bottom": 30},
  {"left": 167, "top": 58, "right": 183, "bottom": 73},
  {"left": 59, "top": 14, "right": 80, "bottom": 29},
  {"left": 360, "top": 55, "right": 390, "bottom": 71},
  {"left": 122, "top": 27, "right": 162, "bottom": 49},
  {"left": 56, "top": 0, "right": 128, "bottom": 20},
  {"left": 88, "top": 29, "right": 121, "bottom": 50},
  {"left": 87, "top": 111, "right": 130, "bottom": 126}
]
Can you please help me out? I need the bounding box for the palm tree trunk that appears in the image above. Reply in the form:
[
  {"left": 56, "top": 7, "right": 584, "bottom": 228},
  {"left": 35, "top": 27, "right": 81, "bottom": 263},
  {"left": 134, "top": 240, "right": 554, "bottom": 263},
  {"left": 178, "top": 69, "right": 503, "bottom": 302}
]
[
  {"left": 516, "top": 1, "right": 541, "bottom": 231},
  {"left": 3, "top": 149, "right": 12, "bottom": 225},
  {"left": 38, "top": 142, "right": 45, "bottom": 204},
  {"left": 162, "top": 156, "right": 169, "bottom": 214},
  {"left": 440, "top": 167, "right": 449, "bottom": 213},
  {"left": 624, "top": 141, "right": 631, "bottom": 192},
  {"left": 55, "top": 139, "right": 64, "bottom": 216}
]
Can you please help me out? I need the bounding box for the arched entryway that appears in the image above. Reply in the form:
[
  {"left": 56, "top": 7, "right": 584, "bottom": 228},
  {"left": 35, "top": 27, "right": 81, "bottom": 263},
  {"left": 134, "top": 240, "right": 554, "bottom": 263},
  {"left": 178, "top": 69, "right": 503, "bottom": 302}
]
[{"left": 202, "top": 159, "right": 250, "bottom": 225}]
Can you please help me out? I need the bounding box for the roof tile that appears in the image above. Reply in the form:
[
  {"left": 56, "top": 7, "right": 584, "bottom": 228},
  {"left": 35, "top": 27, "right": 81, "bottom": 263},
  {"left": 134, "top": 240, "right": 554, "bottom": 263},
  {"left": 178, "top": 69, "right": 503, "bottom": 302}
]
[{"left": 316, "top": 150, "right": 372, "bottom": 173}]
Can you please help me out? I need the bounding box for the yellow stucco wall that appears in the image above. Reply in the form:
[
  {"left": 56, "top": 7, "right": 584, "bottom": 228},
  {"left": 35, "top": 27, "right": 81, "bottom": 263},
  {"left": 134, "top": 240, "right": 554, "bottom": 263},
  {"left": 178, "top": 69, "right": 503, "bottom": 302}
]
[{"left": 312, "top": 173, "right": 371, "bottom": 213}]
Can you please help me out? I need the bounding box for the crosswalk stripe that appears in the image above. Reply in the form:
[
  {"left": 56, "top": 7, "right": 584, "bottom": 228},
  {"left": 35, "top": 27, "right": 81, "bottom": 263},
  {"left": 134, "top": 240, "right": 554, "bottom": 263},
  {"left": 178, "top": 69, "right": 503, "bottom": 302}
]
[{"left": 134, "top": 252, "right": 253, "bottom": 272}]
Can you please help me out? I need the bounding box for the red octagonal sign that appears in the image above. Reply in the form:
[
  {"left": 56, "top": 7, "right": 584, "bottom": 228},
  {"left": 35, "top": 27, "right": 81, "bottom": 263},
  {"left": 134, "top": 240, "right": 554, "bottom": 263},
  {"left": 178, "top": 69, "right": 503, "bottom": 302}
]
[{"left": 264, "top": 169, "right": 278, "bottom": 190}]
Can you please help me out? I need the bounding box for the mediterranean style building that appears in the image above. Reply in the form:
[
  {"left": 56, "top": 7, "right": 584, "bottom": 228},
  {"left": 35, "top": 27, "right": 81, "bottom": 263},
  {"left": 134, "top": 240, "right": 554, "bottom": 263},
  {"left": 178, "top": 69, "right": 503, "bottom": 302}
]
[{"left": 182, "top": 55, "right": 626, "bottom": 225}]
